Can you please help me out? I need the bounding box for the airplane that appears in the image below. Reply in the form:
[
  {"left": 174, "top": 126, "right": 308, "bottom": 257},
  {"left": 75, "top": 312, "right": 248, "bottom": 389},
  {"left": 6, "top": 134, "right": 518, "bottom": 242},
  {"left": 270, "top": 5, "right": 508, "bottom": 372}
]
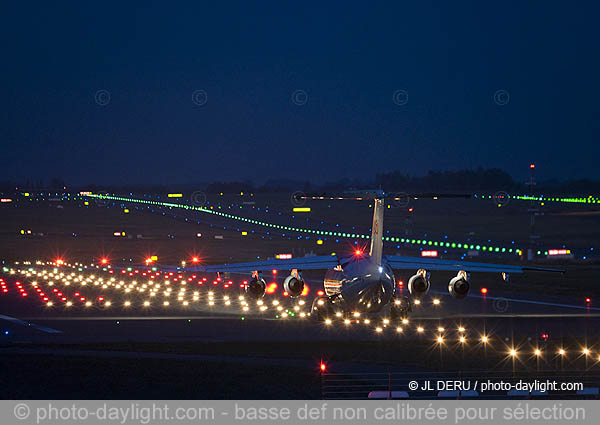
[{"left": 195, "top": 190, "right": 563, "bottom": 320}]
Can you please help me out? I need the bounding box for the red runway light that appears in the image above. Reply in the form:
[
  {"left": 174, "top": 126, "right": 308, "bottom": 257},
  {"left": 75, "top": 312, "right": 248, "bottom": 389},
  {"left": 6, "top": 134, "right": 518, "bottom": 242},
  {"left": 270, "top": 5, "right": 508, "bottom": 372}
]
[
  {"left": 481, "top": 287, "right": 488, "bottom": 294},
  {"left": 282, "top": 291, "right": 289, "bottom": 297},
  {"left": 319, "top": 362, "right": 326, "bottom": 373},
  {"left": 100, "top": 258, "right": 108, "bottom": 265},
  {"left": 191, "top": 257, "right": 199, "bottom": 263},
  {"left": 585, "top": 298, "right": 591, "bottom": 304},
  {"left": 317, "top": 290, "right": 325, "bottom": 296},
  {"left": 354, "top": 250, "right": 362, "bottom": 256}
]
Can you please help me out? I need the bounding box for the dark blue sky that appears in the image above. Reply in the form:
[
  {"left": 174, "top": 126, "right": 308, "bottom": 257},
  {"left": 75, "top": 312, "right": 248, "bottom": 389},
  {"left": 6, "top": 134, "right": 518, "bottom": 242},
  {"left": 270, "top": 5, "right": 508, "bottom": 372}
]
[{"left": 2, "top": 1, "right": 599, "bottom": 185}]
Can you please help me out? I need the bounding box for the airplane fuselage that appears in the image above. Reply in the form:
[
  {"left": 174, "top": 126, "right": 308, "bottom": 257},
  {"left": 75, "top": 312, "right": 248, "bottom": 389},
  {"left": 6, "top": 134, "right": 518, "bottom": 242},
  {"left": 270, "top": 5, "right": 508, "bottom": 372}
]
[{"left": 323, "top": 254, "right": 396, "bottom": 313}]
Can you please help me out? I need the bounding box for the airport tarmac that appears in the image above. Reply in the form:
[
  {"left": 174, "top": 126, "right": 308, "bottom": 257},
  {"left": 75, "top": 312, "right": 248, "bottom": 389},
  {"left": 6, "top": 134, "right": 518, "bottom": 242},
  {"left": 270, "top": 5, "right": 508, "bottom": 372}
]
[{"left": 1, "top": 271, "right": 599, "bottom": 345}]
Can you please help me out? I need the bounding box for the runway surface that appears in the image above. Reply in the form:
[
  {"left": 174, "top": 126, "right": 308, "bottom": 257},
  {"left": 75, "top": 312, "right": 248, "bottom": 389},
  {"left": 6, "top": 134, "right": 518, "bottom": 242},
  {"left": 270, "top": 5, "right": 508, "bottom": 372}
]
[{"left": 1, "top": 264, "right": 599, "bottom": 345}]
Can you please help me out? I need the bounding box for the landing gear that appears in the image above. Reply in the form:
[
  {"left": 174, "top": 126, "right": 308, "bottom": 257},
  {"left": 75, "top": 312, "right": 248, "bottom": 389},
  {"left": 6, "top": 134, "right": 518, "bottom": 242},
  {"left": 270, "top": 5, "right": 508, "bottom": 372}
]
[
  {"left": 311, "top": 296, "right": 335, "bottom": 322},
  {"left": 390, "top": 296, "right": 411, "bottom": 321}
]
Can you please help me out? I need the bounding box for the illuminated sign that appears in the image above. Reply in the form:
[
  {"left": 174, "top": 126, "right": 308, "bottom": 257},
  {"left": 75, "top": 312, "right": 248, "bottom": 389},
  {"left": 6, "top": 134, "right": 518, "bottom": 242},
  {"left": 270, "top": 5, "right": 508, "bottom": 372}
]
[
  {"left": 275, "top": 254, "right": 292, "bottom": 259},
  {"left": 293, "top": 207, "right": 311, "bottom": 212},
  {"left": 167, "top": 193, "right": 183, "bottom": 198},
  {"left": 1, "top": 199, "right": 12, "bottom": 203},
  {"left": 421, "top": 250, "right": 438, "bottom": 257},
  {"left": 548, "top": 249, "right": 571, "bottom": 256},
  {"left": 79, "top": 191, "right": 92, "bottom": 195}
]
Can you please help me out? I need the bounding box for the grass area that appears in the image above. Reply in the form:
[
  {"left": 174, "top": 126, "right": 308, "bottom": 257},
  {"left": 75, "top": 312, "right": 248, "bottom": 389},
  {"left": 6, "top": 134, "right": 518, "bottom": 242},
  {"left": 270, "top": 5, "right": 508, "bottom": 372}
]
[
  {"left": 9, "top": 337, "right": 600, "bottom": 373},
  {"left": 0, "top": 354, "right": 319, "bottom": 399}
]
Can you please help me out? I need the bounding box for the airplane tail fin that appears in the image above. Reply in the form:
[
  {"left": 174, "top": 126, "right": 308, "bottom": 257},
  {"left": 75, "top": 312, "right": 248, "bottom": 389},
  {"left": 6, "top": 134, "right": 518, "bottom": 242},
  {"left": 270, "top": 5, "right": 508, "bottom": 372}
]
[{"left": 369, "top": 197, "right": 384, "bottom": 266}]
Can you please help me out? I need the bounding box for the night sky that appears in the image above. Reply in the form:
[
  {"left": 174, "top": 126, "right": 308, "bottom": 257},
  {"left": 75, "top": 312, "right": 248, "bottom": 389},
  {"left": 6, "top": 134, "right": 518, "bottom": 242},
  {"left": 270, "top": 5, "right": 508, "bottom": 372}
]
[{"left": 2, "top": 2, "right": 599, "bottom": 185}]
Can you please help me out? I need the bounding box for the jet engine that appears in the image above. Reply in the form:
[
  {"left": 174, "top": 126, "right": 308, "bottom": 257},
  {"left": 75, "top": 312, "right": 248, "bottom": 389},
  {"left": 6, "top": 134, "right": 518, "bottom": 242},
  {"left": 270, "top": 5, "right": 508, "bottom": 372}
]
[
  {"left": 448, "top": 270, "right": 470, "bottom": 299},
  {"left": 283, "top": 273, "right": 305, "bottom": 298},
  {"left": 408, "top": 269, "right": 430, "bottom": 298},
  {"left": 245, "top": 276, "right": 266, "bottom": 299}
]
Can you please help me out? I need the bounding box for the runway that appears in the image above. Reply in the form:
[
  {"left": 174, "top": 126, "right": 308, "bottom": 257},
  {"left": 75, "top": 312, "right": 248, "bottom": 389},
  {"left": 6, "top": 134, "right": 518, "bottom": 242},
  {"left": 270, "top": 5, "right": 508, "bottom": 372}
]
[{"left": 1, "top": 263, "right": 599, "bottom": 346}]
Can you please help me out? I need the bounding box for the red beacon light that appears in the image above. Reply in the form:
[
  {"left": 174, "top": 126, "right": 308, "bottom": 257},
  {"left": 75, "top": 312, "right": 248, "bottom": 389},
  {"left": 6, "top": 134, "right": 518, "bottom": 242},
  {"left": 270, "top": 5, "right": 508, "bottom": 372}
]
[
  {"left": 319, "top": 362, "right": 326, "bottom": 373},
  {"left": 317, "top": 290, "right": 325, "bottom": 297},
  {"left": 272, "top": 269, "right": 277, "bottom": 275},
  {"left": 354, "top": 250, "right": 362, "bottom": 256},
  {"left": 585, "top": 297, "right": 591, "bottom": 305},
  {"left": 100, "top": 258, "right": 108, "bottom": 265},
  {"left": 191, "top": 257, "right": 200, "bottom": 263},
  {"left": 481, "top": 287, "right": 488, "bottom": 295}
]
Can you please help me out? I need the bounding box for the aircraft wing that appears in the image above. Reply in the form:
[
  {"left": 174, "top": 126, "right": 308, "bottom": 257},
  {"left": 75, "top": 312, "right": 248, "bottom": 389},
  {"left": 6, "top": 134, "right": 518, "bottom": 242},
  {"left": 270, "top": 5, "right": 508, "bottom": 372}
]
[
  {"left": 384, "top": 255, "right": 564, "bottom": 274},
  {"left": 195, "top": 255, "right": 341, "bottom": 273}
]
